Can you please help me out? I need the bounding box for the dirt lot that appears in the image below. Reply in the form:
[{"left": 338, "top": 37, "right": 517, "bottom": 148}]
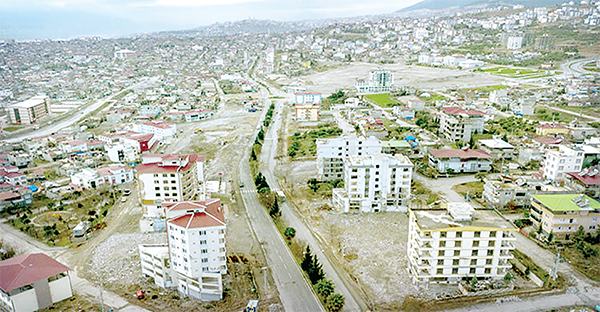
[{"left": 290, "top": 62, "right": 506, "bottom": 95}]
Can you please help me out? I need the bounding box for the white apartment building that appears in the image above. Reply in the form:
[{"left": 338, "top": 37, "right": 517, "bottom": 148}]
[
  {"left": 407, "top": 204, "right": 517, "bottom": 284},
  {"left": 316, "top": 135, "right": 381, "bottom": 180},
  {"left": 332, "top": 154, "right": 413, "bottom": 213},
  {"left": 139, "top": 199, "right": 226, "bottom": 301},
  {"left": 106, "top": 143, "right": 138, "bottom": 163},
  {"left": 542, "top": 145, "right": 584, "bottom": 181},
  {"left": 439, "top": 107, "right": 485, "bottom": 143},
  {"left": 355, "top": 68, "right": 394, "bottom": 94},
  {"left": 294, "top": 92, "right": 322, "bottom": 104},
  {"left": 7, "top": 96, "right": 51, "bottom": 125},
  {"left": 70, "top": 165, "right": 133, "bottom": 189},
  {"left": 136, "top": 154, "right": 206, "bottom": 218},
  {"left": 428, "top": 149, "right": 493, "bottom": 173},
  {"left": 133, "top": 121, "right": 177, "bottom": 141}
]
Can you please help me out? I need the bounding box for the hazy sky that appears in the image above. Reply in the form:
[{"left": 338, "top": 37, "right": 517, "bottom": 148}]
[{"left": 0, "top": 0, "right": 422, "bottom": 40}]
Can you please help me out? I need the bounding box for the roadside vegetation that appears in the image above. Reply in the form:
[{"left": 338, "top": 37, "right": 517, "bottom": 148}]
[
  {"left": 559, "top": 226, "right": 600, "bottom": 281},
  {"left": 306, "top": 179, "right": 344, "bottom": 197}
]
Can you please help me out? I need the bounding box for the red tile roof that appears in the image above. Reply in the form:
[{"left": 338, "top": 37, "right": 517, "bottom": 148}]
[
  {"left": 537, "top": 124, "right": 567, "bottom": 129},
  {"left": 167, "top": 200, "right": 225, "bottom": 229},
  {"left": 163, "top": 199, "right": 221, "bottom": 213},
  {"left": 565, "top": 171, "right": 600, "bottom": 185},
  {"left": 441, "top": 106, "right": 484, "bottom": 116},
  {"left": 136, "top": 154, "right": 205, "bottom": 174},
  {"left": 0, "top": 254, "right": 70, "bottom": 292},
  {"left": 429, "top": 149, "right": 492, "bottom": 159},
  {"left": 534, "top": 137, "right": 563, "bottom": 145}
]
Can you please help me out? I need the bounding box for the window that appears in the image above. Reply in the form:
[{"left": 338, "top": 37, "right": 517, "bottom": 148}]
[
  {"left": 155, "top": 193, "right": 161, "bottom": 197},
  {"left": 453, "top": 259, "right": 459, "bottom": 265},
  {"left": 474, "top": 231, "right": 481, "bottom": 238},
  {"left": 153, "top": 174, "right": 158, "bottom": 177},
  {"left": 154, "top": 180, "right": 159, "bottom": 184},
  {"left": 473, "top": 241, "right": 479, "bottom": 247},
  {"left": 438, "top": 250, "right": 444, "bottom": 256},
  {"left": 487, "top": 250, "right": 494, "bottom": 256},
  {"left": 437, "top": 268, "right": 443, "bottom": 274},
  {"left": 172, "top": 193, "right": 178, "bottom": 197},
  {"left": 469, "top": 268, "right": 476, "bottom": 274},
  {"left": 486, "top": 259, "right": 492, "bottom": 265},
  {"left": 452, "top": 268, "right": 459, "bottom": 274},
  {"left": 171, "top": 180, "right": 177, "bottom": 184},
  {"left": 455, "top": 241, "right": 461, "bottom": 247},
  {"left": 484, "top": 268, "right": 491, "bottom": 274},
  {"left": 454, "top": 250, "right": 460, "bottom": 256},
  {"left": 162, "top": 174, "right": 168, "bottom": 177},
  {"left": 470, "top": 259, "right": 477, "bottom": 265},
  {"left": 171, "top": 173, "right": 176, "bottom": 177},
  {"left": 490, "top": 231, "right": 496, "bottom": 237},
  {"left": 164, "top": 186, "right": 169, "bottom": 190},
  {"left": 200, "top": 240, "right": 207, "bottom": 244},
  {"left": 201, "top": 249, "right": 208, "bottom": 254},
  {"left": 456, "top": 232, "right": 462, "bottom": 238},
  {"left": 439, "top": 241, "right": 446, "bottom": 247},
  {"left": 489, "top": 241, "right": 495, "bottom": 247},
  {"left": 441, "top": 232, "right": 447, "bottom": 238},
  {"left": 472, "top": 250, "right": 478, "bottom": 256},
  {"left": 199, "top": 230, "right": 206, "bottom": 235},
  {"left": 155, "top": 187, "right": 160, "bottom": 190},
  {"left": 438, "top": 259, "right": 444, "bottom": 265},
  {"left": 201, "top": 258, "right": 208, "bottom": 263},
  {"left": 172, "top": 187, "right": 177, "bottom": 190}
]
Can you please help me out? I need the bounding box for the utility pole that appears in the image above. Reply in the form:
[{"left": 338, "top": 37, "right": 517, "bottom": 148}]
[
  {"left": 551, "top": 247, "right": 561, "bottom": 281},
  {"left": 262, "top": 267, "right": 268, "bottom": 298},
  {"left": 99, "top": 275, "right": 105, "bottom": 312}
]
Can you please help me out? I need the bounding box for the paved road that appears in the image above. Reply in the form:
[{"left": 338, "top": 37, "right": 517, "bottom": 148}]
[
  {"left": 413, "top": 172, "right": 478, "bottom": 205},
  {"left": 238, "top": 89, "right": 324, "bottom": 312},
  {"left": 2, "top": 77, "right": 158, "bottom": 143},
  {"left": 560, "top": 58, "right": 598, "bottom": 77},
  {"left": 256, "top": 84, "right": 367, "bottom": 311},
  {"left": 446, "top": 293, "right": 584, "bottom": 312}
]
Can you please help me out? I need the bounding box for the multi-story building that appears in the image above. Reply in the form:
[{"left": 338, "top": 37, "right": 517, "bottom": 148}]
[
  {"left": 294, "top": 103, "right": 320, "bottom": 121},
  {"left": 7, "top": 96, "right": 51, "bottom": 125},
  {"left": 439, "top": 107, "right": 485, "bottom": 143},
  {"left": 294, "top": 92, "right": 322, "bottom": 105},
  {"left": 133, "top": 121, "right": 177, "bottom": 141},
  {"left": 478, "top": 139, "right": 515, "bottom": 160},
  {"left": 482, "top": 176, "right": 530, "bottom": 208},
  {"left": 565, "top": 167, "right": 600, "bottom": 198},
  {"left": 136, "top": 154, "right": 206, "bottom": 218},
  {"left": 332, "top": 154, "right": 413, "bottom": 212},
  {"left": 542, "top": 145, "right": 584, "bottom": 181},
  {"left": 428, "top": 149, "right": 493, "bottom": 173},
  {"left": 70, "top": 165, "right": 133, "bottom": 189},
  {"left": 316, "top": 135, "right": 381, "bottom": 180},
  {"left": 536, "top": 124, "right": 570, "bottom": 136},
  {"left": 139, "top": 199, "right": 226, "bottom": 301},
  {"left": 355, "top": 68, "right": 394, "bottom": 94},
  {"left": 530, "top": 194, "right": 600, "bottom": 241},
  {"left": 407, "top": 204, "right": 516, "bottom": 284}
]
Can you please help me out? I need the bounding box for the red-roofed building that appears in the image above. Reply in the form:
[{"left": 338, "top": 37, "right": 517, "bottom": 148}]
[
  {"left": 122, "top": 133, "right": 156, "bottom": 153},
  {"left": 439, "top": 106, "right": 485, "bottom": 143},
  {"left": 0, "top": 168, "right": 27, "bottom": 186},
  {"left": 0, "top": 253, "right": 73, "bottom": 312},
  {"left": 535, "top": 123, "right": 570, "bottom": 136},
  {"left": 137, "top": 154, "right": 206, "bottom": 218},
  {"left": 428, "top": 149, "right": 493, "bottom": 173},
  {"left": 59, "top": 140, "right": 87, "bottom": 154},
  {"left": 565, "top": 167, "right": 600, "bottom": 197}
]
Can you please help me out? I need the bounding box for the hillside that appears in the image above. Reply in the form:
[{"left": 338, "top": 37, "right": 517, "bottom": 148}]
[{"left": 397, "top": 0, "right": 568, "bottom": 12}]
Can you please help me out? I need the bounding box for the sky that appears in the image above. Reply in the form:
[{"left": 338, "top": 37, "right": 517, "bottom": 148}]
[{"left": 0, "top": 0, "right": 423, "bottom": 40}]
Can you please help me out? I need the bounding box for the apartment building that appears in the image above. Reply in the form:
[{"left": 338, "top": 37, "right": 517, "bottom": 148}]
[
  {"left": 482, "top": 176, "right": 530, "bottom": 208},
  {"left": 136, "top": 154, "right": 206, "bottom": 218},
  {"left": 7, "top": 96, "right": 51, "bottom": 125},
  {"left": 294, "top": 103, "right": 320, "bottom": 121},
  {"left": 332, "top": 153, "right": 413, "bottom": 212},
  {"left": 530, "top": 194, "right": 600, "bottom": 241},
  {"left": 133, "top": 121, "right": 177, "bottom": 141},
  {"left": 536, "top": 124, "right": 570, "bottom": 136},
  {"left": 542, "top": 145, "right": 584, "bottom": 181},
  {"left": 70, "top": 165, "right": 133, "bottom": 189},
  {"left": 478, "top": 139, "right": 515, "bottom": 160},
  {"left": 139, "top": 199, "right": 226, "bottom": 301},
  {"left": 316, "top": 135, "right": 381, "bottom": 180},
  {"left": 407, "top": 204, "right": 517, "bottom": 284},
  {"left": 428, "top": 149, "right": 492, "bottom": 173},
  {"left": 294, "top": 92, "right": 322, "bottom": 105},
  {"left": 439, "top": 107, "right": 485, "bottom": 143},
  {"left": 355, "top": 68, "right": 394, "bottom": 94}
]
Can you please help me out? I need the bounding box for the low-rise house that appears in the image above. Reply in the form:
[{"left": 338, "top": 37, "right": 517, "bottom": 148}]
[
  {"left": 483, "top": 176, "right": 530, "bottom": 208},
  {"left": 185, "top": 109, "right": 213, "bottom": 122},
  {"left": 294, "top": 103, "right": 320, "bottom": 121},
  {"left": 428, "top": 149, "right": 493, "bottom": 173},
  {"left": 408, "top": 99, "right": 425, "bottom": 111},
  {"left": 0, "top": 169, "right": 27, "bottom": 186},
  {"left": 478, "top": 139, "right": 515, "bottom": 160},
  {"left": 133, "top": 121, "right": 177, "bottom": 141},
  {"left": 536, "top": 124, "right": 570, "bottom": 136},
  {"left": 393, "top": 106, "right": 415, "bottom": 119},
  {"left": 70, "top": 165, "right": 133, "bottom": 189},
  {"left": 380, "top": 140, "right": 412, "bottom": 155},
  {"left": 106, "top": 109, "right": 133, "bottom": 123},
  {"left": 59, "top": 140, "right": 87, "bottom": 154},
  {"left": 106, "top": 143, "right": 138, "bottom": 163},
  {"left": 0, "top": 186, "right": 33, "bottom": 211},
  {"left": 121, "top": 133, "right": 157, "bottom": 153},
  {"left": 0, "top": 253, "right": 73, "bottom": 312},
  {"left": 565, "top": 167, "right": 600, "bottom": 198},
  {"left": 530, "top": 194, "right": 600, "bottom": 241},
  {"left": 407, "top": 204, "right": 516, "bottom": 284},
  {"left": 138, "top": 105, "right": 162, "bottom": 117}
]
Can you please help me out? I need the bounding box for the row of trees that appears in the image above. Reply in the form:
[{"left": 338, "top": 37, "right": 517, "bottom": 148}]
[{"left": 301, "top": 246, "right": 345, "bottom": 312}]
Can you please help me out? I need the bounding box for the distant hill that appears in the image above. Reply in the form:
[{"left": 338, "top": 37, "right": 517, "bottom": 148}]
[{"left": 397, "top": 0, "right": 567, "bottom": 12}]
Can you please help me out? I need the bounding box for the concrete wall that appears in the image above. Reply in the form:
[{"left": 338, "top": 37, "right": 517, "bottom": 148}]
[
  {"left": 49, "top": 275, "right": 73, "bottom": 304},
  {"left": 11, "top": 289, "right": 39, "bottom": 312}
]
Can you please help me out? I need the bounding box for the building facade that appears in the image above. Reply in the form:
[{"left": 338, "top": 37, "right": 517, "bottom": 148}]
[
  {"left": 7, "top": 96, "right": 51, "bottom": 125},
  {"left": 407, "top": 204, "right": 516, "bottom": 284},
  {"left": 294, "top": 103, "right": 320, "bottom": 121},
  {"left": 542, "top": 145, "right": 584, "bottom": 181},
  {"left": 428, "top": 149, "right": 493, "bottom": 173},
  {"left": 136, "top": 154, "right": 206, "bottom": 218},
  {"left": 332, "top": 154, "right": 413, "bottom": 212},
  {"left": 439, "top": 107, "right": 485, "bottom": 143},
  {"left": 316, "top": 135, "right": 381, "bottom": 180},
  {"left": 355, "top": 69, "right": 394, "bottom": 94},
  {"left": 530, "top": 194, "right": 600, "bottom": 241}
]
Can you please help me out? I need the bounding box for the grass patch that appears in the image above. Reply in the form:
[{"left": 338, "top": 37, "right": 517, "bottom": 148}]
[
  {"left": 512, "top": 249, "right": 561, "bottom": 288},
  {"left": 364, "top": 93, "right": 398, "bottom": 108},
  {"left": 561, "top": 245, "right": 600, "bottom": 282},
  {"left": 3, "top": 126, "right": 24, "bottom": 132},
  {"left": 481, "top": 67, "right": 560, "bottom": 79},
  {"left": 288, "top": 123, "right": 342, "bottom": 158},
  {"left": 451, "top": 181, "right": 484, "bottom": 199},
  {"left": 463, "top": 85, "right": 511, "bottom": 93},
  {"left": 583, "top": 65, "right": 600, "bottom": 73},
  {"left": 486, "top": 116, "right": 538, "bottom": 136}
]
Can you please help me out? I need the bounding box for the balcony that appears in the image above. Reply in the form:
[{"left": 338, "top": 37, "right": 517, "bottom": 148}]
[
  {"left": 500, "top": 242, "right": 515, "bottom": 249},
  {"left": 499, "top": 252, "right": 513, "bottom": 259}
]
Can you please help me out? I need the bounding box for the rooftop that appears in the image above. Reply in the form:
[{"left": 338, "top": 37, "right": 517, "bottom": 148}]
[
  {"left": 411, "top": 209, "right": 515, "bottom": 231},
  {"left": 479, "top": 139, "right": 514, "bottom": 149},
  {"left": 441, "top": 106, "right": 484, "bottom": 117},
  {"left": 429, "top": 149, "right": 492, "bottom": 159},
  {"left": 10, "top": 96, "right": 48, "bottom": 109},
  {"left": 0, "top": 253, "right": 70, "bottom": 292},
  {"left": 532, "top": 194, "right": 600, "bottom": 212}
]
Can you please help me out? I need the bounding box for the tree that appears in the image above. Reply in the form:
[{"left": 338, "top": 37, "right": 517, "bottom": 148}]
[
  {"left": 269, "top": 199, "right": 280, "bottom": 218},
  {"left": 308, "top": 254, "right": 325, "bottom": 284},
  {"left": 548, "top": 231, "right": 554, "bottom": 243},
  {"left": 325, "top": 293, "right": 345, "bottom": 312},
  {"left": 250, "top": 148, "right": 258, "bottom": 162},
  {"left": 475, "top": 172, "right": 486, "bottom": 182},
  {"left": 284, "top": 227, "right": 296, "bottom": 240},
  {"left": 573, "top": 226, "right": 586, "bottom": 242},
  {"left": 504, "top": 273, "right": 512, "bottom": 283},
  {"left": 301, "top": 246, "right": 313, "bottom": 273},
  {"left": 257, "top": 127, "right": 265, "bottom": 141},
  {"left": 316, "top": 279, "right": 335, "bottom": 298}
]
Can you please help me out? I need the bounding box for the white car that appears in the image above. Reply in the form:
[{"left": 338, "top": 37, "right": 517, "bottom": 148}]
[{"left": 121, "top": 197, "right": 127, "bottom": 203}]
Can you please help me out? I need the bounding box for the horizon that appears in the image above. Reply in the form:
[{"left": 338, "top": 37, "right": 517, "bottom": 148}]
[{"left": 0, "top": 0, "right": 422, "bottom": 41}]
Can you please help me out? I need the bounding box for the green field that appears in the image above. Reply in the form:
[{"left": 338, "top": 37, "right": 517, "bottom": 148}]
[
  {"left": 364, "top": 93, "right": 398, "bottom": 108},
  {"left": 463, "top": 85, "right": 511, "bottom": 92},
  {"left": 482, "top": 67, "right": 561, "bottom": 79},
  {"left": 3, "top": 126, "right": 24, "bottom": 132}
]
